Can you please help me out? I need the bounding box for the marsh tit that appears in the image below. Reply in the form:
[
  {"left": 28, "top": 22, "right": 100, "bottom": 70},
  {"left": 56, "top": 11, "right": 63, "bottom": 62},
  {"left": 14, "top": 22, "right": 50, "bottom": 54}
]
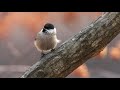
[{"left": 34, "top": 23, "right": 61, "bottom": 56}]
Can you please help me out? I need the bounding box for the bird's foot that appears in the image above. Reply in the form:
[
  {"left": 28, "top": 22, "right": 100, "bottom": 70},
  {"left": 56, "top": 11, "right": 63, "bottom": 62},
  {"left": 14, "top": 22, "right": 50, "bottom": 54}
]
[{"left": 51, "top": 49, "right": 55, "bottom": 52}]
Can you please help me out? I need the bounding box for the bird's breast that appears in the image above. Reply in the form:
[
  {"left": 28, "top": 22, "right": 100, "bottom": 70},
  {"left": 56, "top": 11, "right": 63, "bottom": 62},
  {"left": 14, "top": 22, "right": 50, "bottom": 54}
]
[{"left": 35, "top": 34, "right": 58, "bottom": 51}]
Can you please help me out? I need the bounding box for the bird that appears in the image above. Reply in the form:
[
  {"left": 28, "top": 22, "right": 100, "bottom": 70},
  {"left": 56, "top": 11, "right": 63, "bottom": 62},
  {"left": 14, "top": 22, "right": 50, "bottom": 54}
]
[{"left": 34, "top": 23, "right": 61, "bottom": 57}]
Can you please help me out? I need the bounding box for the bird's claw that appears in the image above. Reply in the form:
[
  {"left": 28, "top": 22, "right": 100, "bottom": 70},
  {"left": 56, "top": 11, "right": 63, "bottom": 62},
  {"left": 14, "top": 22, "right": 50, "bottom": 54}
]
[{"left": 51, "top": 49, "right": 55, "bottom": 52}]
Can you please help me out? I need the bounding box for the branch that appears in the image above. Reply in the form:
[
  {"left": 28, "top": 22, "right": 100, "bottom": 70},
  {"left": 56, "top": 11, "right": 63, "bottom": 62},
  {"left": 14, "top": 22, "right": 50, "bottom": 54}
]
[{"left": 21, "top": 12, "right": 120, "bottom": 78}]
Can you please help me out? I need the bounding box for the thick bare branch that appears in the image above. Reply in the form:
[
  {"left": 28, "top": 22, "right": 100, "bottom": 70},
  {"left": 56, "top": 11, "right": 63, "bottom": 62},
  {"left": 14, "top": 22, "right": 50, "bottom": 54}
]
[{"left": 21, "top": 12, "right": 120, "bottom": 78}]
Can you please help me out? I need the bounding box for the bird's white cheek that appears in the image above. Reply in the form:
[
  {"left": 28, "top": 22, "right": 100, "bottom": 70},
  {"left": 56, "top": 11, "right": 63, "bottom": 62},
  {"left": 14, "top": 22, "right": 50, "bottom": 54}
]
[
  {"left": 49, "top": 30, "right": 54, "bottom": 34},
  {"left": 48, "top": 29, "right": 56, "bottom": 34}
]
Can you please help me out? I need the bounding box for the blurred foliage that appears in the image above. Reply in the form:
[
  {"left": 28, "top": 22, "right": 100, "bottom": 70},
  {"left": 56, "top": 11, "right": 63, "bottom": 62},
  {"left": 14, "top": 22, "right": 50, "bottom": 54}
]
[{"left": 0, "top": 12, "right": 120, "bottom": 78}]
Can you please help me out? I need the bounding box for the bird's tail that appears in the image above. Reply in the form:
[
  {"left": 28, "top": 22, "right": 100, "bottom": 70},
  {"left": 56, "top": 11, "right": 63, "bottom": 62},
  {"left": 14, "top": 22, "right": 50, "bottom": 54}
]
[{"left": 57, "top": 39, "right": 61, "bottom": 43}]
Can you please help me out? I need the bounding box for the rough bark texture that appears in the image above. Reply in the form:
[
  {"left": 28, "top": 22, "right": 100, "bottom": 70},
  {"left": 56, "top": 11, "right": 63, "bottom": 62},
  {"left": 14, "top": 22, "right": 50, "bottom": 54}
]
[{"left": 21, "top": 12, "right": 120, "bottom": 78}]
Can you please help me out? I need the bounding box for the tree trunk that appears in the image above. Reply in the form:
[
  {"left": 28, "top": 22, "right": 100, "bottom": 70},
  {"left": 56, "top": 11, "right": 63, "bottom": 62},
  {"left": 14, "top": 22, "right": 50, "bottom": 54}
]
[{"left": 21, "top": 12, "right": 120, "bottom": 78}]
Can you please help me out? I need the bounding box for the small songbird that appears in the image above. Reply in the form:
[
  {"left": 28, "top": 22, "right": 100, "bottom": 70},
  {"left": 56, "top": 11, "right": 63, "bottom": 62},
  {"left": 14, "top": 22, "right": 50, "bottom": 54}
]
[{"left": 34, "top": 23, "right": 61, "bottom": 56}]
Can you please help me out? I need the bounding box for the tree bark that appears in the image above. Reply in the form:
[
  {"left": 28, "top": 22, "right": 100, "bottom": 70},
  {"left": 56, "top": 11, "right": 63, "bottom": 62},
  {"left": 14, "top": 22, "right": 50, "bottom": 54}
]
[{"left": 21, "top": 12, "right": 120, "bottom": 78}]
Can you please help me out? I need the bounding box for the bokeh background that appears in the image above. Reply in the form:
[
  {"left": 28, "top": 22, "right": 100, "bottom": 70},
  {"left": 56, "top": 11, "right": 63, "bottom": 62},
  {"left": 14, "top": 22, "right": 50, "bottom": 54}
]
[{"left": 0, "top": 12, "right": 120, "bottom": 78}]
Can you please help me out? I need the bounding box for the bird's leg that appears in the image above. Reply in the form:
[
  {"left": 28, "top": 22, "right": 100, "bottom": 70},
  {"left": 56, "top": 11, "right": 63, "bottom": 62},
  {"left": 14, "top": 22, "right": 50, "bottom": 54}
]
[{"left": 41, "top": 50, "right": 45, "bottom": 58}]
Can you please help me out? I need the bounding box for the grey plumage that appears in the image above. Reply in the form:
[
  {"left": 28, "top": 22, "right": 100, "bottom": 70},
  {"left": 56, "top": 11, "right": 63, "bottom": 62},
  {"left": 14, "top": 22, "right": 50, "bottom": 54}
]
[{"left": 34, "top": 23, "right": 60, "bottom": 54}]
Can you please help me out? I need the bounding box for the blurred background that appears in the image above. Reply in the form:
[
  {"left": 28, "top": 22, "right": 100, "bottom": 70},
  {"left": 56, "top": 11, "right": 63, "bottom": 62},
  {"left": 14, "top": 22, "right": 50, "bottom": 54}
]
[{"left": 0, "top": 12, "right": 120, "bottom": 78}]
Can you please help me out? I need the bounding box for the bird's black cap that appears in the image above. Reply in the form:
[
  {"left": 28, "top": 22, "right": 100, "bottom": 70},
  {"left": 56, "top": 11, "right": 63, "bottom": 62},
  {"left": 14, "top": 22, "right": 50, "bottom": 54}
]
[{"left": 44, "top": 23, "right": 54, "bottom": 29}]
